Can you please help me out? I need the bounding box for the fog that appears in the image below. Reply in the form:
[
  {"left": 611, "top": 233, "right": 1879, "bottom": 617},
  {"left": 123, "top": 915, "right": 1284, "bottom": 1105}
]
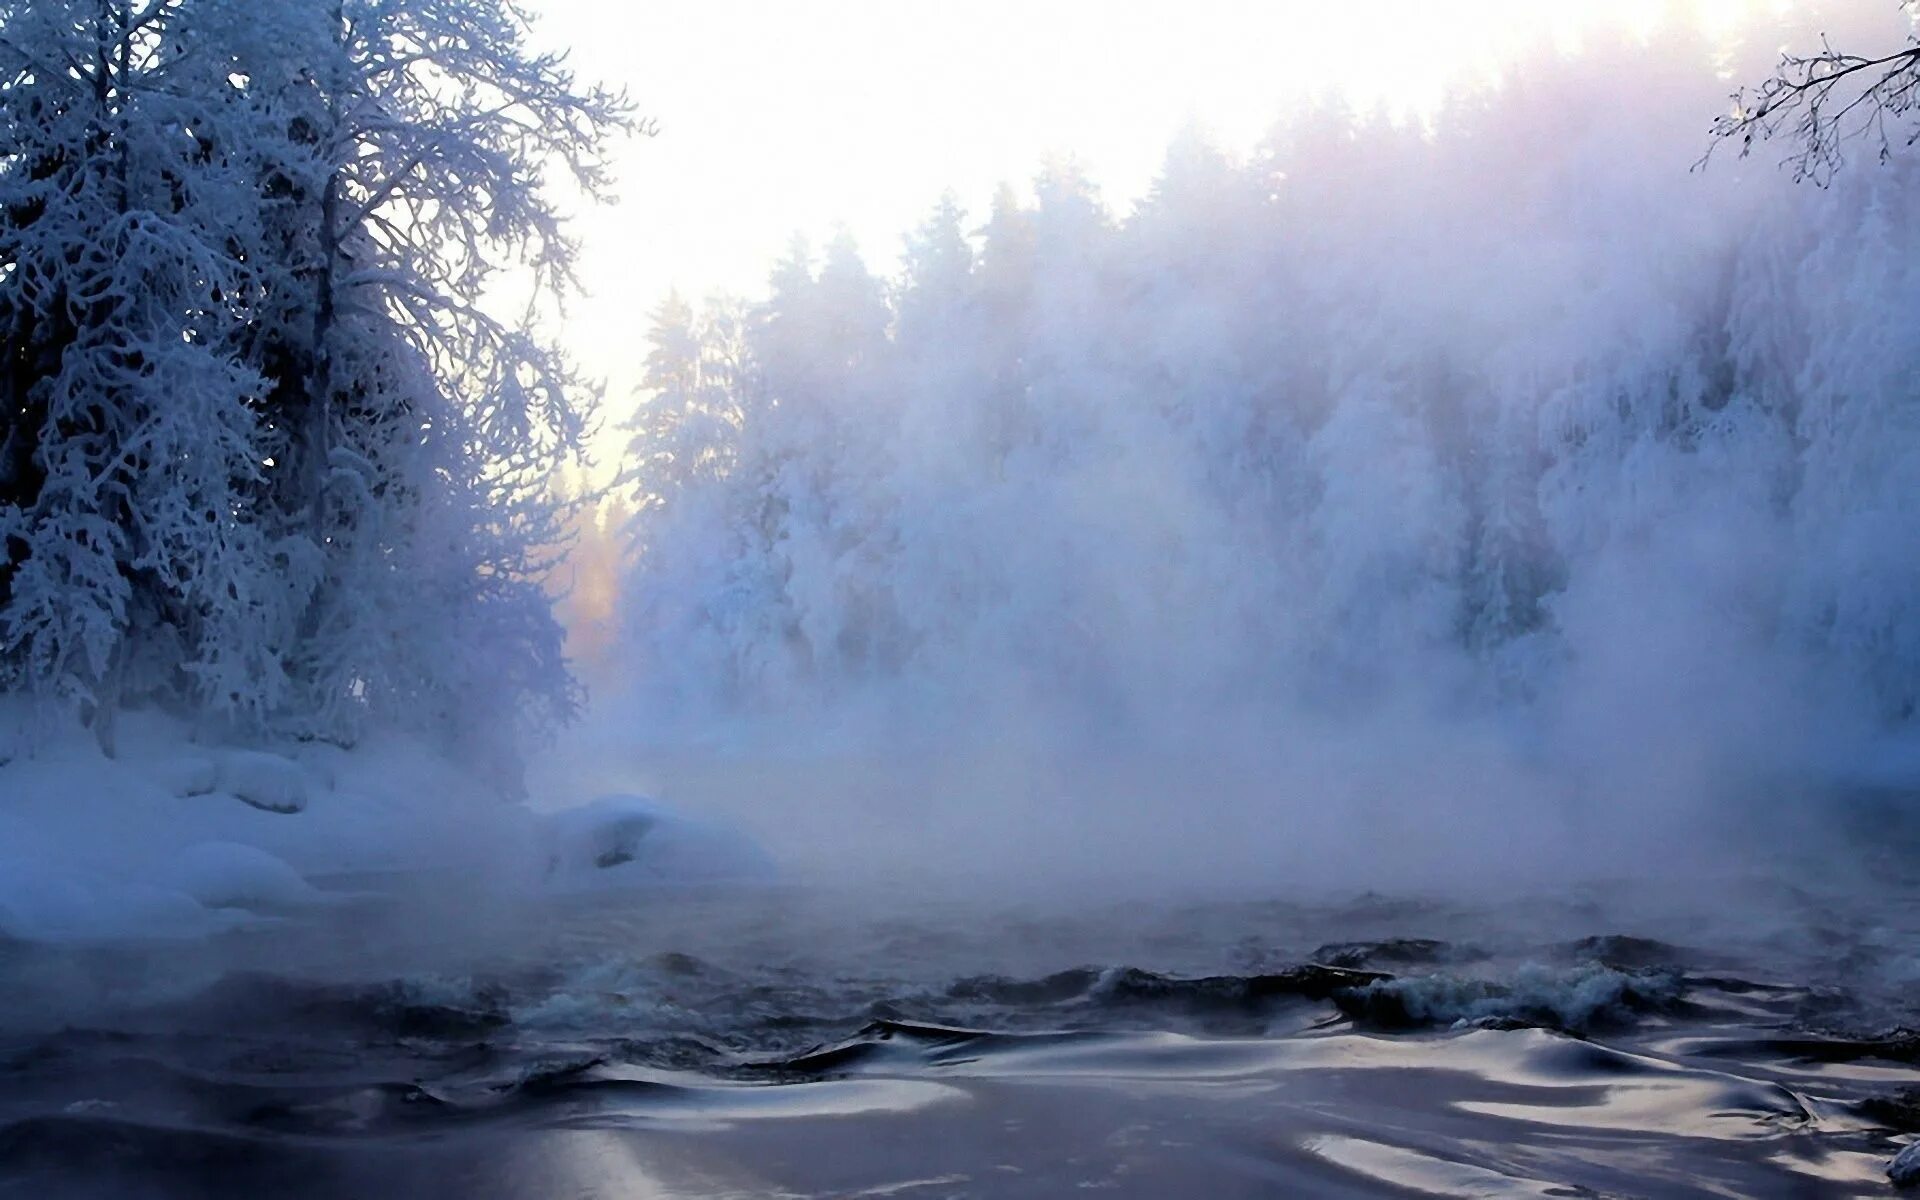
[
  {"left": 541, "top": 6, "right": 1920, "bottom": 904},
  {"left": 9, "top": 11, "right": 1920, "bottom": 1196}
]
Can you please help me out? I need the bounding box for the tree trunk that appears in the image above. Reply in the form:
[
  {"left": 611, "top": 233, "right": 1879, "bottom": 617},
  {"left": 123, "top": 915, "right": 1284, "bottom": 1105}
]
[{"left": 306, "top": 0, "right": 347, "bottom": 543}]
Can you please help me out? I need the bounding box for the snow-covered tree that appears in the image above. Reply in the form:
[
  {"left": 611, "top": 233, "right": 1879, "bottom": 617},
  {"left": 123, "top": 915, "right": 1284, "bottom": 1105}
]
[
  {"left": 0, "top": 0, "right": 631, "bottom": 758},
  {"left": 0, "top": 0, "right": 289, "bottom": 749},
  {"left": 610, "top": 23, "right": 1920, "bottom": 749}
]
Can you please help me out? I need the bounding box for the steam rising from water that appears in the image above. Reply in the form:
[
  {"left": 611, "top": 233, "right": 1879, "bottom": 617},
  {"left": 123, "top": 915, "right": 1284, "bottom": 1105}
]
[{"left": 548, "top": 6, "right": 1920, "bottom": 897}]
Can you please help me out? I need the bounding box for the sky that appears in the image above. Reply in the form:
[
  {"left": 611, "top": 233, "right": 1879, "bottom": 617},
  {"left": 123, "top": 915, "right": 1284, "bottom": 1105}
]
[{"left": 524, "top": 0, "right": 1792, "bottom": 469}]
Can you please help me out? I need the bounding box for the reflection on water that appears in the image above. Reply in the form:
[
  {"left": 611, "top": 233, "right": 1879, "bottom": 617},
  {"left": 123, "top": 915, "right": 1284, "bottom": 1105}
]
[{"left": 2, "top": 878, "right": 1918, "bottom": 1197}]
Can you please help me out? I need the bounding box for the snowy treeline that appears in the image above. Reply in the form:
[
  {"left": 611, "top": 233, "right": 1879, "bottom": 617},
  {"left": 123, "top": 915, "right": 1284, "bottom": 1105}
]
[
  {"left": 619, "top": 29, "right": 1920, "bottom": 740},
  {"left": 0, "top": 0, "right": 625, "bottom": 752}
]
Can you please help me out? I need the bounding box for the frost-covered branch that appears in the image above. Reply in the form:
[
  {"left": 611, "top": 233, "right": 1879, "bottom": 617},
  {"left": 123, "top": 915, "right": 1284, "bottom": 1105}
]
[{"left": 1709, "top": 24, "right": 1920, "bottom": 183}]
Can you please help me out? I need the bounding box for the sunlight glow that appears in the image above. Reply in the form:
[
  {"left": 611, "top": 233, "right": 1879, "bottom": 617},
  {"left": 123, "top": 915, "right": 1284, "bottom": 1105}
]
[{"left": 523, "top": 0, "right": 1802, "bottom": 470}]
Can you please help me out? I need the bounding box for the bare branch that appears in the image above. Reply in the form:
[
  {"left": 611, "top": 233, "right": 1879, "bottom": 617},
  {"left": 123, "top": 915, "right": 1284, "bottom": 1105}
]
[{"left": 1705, "top": 26, "right": 1920, "bottom": 183}]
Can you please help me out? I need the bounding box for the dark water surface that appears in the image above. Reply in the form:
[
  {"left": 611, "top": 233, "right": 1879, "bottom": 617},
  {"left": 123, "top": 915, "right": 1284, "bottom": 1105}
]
[{"left": 4, "top": 876, "right": 1920, "bottom": 1198}]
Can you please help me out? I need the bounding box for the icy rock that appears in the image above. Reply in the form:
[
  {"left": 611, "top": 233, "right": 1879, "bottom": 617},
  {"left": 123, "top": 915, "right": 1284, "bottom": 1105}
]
[
  {"left": 167, "top": 841, "right": 320, "bottom": 911},
  {"left": 543, "top": 794, "right": 773, "bottom": 887},
  {"left": 1891, "top": 1141, "right": 1920, "bottom": 1188},
  {"left": 1332, "top": 963, "right": 1686, "bottom": 1034},
  {"left": 215, "top": 750, "right": 310, "bottom": 813}
]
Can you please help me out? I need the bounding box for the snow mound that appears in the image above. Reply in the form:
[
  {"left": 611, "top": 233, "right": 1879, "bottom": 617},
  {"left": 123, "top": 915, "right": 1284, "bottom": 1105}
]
[
  {"left": 213, "top": 749, "right": 311, "bottom": 813},
  {"left": 0, "top": 853, "right": 232, "bottom": 942},
  {"left": 542, "top": 794, "right": 774, "bottom": 888},
  {"left": 153, "top": 754, "right": 219, "bottom": 797},
  {"left": 164, "top": 841, "right": 323, "bottom": 912}
]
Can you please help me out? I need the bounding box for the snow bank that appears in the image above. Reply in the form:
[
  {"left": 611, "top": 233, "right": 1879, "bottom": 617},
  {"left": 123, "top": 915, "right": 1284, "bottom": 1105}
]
[
  {"left": 0, "top": 852, "right": 236, "bottom": 942},
  {"left": 165, "top": 841, "right": 326, "bottom": 911},
  {"left": 0, "top": 709, "right": 773, "bottom": 945}
]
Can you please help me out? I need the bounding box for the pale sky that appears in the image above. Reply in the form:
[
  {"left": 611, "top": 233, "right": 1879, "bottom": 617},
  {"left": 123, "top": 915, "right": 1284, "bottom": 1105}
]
[{"left": 524, "top": 0, "right": 1785, "bottom": 469}]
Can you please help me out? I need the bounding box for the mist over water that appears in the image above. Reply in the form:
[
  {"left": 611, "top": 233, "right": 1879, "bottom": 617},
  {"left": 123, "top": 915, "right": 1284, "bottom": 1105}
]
[
  {"left": 15, "top": 8, "right": 1920, "bottom": 1197},
  {"left": 560, "top": 7, "right": 1920, "bottom": 900}
]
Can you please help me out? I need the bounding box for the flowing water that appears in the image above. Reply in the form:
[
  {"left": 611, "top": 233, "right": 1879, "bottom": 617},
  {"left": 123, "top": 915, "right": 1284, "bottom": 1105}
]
[{"left": 4, "top": 868, "right": 1920, "bottom": 1198}]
